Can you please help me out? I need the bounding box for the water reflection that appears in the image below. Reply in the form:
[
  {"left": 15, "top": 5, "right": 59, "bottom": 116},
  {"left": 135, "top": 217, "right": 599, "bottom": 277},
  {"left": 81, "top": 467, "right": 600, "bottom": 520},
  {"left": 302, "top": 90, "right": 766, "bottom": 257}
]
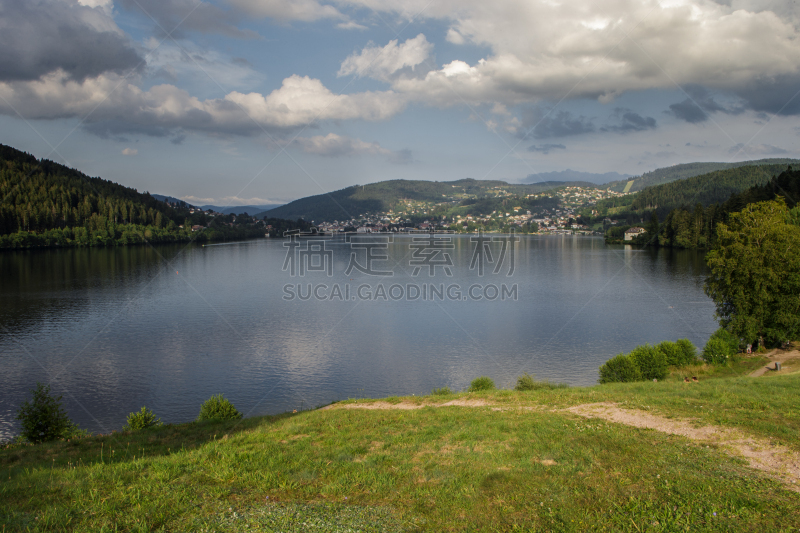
[{"left": 0, "top": 236, "right": 717, "bottom": 440}]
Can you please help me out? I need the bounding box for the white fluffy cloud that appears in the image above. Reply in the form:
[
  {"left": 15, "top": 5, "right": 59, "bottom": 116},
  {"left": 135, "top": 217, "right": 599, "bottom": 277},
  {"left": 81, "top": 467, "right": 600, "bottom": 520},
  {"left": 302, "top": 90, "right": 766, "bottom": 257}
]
[
  {"left": 338, "top": 34, "right": 433, "bottom": 81},
  {"left": 338, "top": 0, "right": 800, "bottom": 111},
  {"left": 0, "top": 71, "right": 406, "bottom": 136}
]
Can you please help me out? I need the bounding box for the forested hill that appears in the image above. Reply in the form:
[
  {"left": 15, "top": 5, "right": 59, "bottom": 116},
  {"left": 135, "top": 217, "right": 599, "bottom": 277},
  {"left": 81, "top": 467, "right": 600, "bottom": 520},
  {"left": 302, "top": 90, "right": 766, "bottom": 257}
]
[
  {"left": 603, "top": 159, "right": 800, "bottom": 193},
  {"left": 0, "top": 144, "right": 183, "bottom": 234},
  {"left": 260, "top": 178, "right": 596, "bottom": 222},
  {"left": 596, "top": 163, "right": 793, "bottom": 220},
  {"left": 0, "top": 144, "right": 293, "bottom": 248}
]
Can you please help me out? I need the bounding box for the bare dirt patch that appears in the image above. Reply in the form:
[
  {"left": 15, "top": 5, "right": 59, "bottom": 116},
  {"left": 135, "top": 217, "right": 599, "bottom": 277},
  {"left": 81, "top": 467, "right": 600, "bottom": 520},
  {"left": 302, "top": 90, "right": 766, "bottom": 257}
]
[
  {"left": 321, "top": 398, "right": 491, "bottom": 411},
  {"left": 567, "top": 402, "right": 800, "bottom": 491},
  {"left": 748, "top": 349, "right": 800, "bottom": 377}
]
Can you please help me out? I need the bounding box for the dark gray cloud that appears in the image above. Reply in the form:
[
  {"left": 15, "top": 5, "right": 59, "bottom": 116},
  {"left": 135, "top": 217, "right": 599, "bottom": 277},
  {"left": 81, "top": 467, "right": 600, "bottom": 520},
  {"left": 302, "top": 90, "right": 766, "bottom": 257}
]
[
  {"left": 669, "top": 99, "right": 708, "bottom": 123},
  {"left": 0, "top": 0, "right": 143, "bottom": 82},
  {"left": 118, "top": 0, "right": 259, "bottom": 39},
  {"left": 520, "top": 110, "right": 595, "bottom": 139},
  {"left": 668, "top": 85, "right": 745, "bottom": 122},
  {"left": 527, "top": 143, "right": 566, "bottom": 154},
  {"left": 601, "top": 109, "right": 657, "bottom": 133},
  {"left": 734, "top": 74, "right": 800, "bottom": 116}
]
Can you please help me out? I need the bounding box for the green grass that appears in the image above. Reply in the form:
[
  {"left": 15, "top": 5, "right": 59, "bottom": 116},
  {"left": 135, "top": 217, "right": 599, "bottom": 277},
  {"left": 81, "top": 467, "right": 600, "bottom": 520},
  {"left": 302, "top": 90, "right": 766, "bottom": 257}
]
[{"left": 2, "top": 360, "right": 800, "bottom": 532}]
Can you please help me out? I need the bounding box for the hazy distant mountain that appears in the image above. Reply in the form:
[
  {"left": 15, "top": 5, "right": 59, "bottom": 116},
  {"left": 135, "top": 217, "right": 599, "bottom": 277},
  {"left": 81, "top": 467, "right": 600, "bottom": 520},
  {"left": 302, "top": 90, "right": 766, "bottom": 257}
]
[
  {"left": 200, "top": 204, "right": 283, "bottom": 215},
  {"left": 523, "top": 169, "right": 632, "bottom": 184}
]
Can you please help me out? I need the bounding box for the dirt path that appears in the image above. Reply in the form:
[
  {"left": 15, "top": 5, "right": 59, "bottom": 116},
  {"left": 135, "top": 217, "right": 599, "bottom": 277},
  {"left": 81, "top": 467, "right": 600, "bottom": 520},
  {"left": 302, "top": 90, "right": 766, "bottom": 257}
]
[
  {"left": 748, "top": 349, "right": 800, "bottom": 377},
  {"left": 568, "top": 402, "right": 800, "bottom": 491}
]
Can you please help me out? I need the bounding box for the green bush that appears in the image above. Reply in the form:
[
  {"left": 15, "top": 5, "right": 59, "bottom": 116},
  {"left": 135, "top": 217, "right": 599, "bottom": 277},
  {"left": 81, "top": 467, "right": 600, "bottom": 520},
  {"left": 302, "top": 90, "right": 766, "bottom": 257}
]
[
  {"left": 514, "top": 373, "right": 537, "bottom": 391},
  {"left": 708, "top": 328, "right": 740, "bottom": 357},
  {"left": 702, "top": 337, "right": 735, "bottom": 365},
  {"left": 16, "top": 383, "right": 79, "bottom": 443},
  {"left": 123, "top": 407, "right": 162, "bottom": 431},
  {"left": 629, "top": 344, "right": 668, "bottom": 380},
  {"left": 197, "top": 394, "right": 243, "bottom": 421},
  {"left": 599, "top": 354, "right": 643, "bottom": 383},
  {"left": 675, "top": 339, "right": 699, "bottom": 365},
  {"left": 431, "top": 387, "right": 452, "bottom": 396},
  {"left": 468, "top": 376, "right": 495, "bottom": 392},
  {"left": 513, "top": 373, "right": 568, "bottom": 391},
  {"left": 656, "top": 341, "right": 684, "bottom": 367}
]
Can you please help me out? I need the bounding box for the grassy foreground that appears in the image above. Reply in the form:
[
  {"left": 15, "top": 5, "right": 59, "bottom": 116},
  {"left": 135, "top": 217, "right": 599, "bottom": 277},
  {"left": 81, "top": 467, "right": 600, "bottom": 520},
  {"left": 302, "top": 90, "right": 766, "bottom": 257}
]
[{"left": 2, "top": 359, "right": 800, "bottom": 532}]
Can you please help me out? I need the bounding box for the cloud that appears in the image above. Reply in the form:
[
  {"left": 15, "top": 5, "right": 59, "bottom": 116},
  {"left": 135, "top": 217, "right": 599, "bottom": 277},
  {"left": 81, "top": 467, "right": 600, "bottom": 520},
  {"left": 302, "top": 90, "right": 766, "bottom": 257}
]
[
  {"left": 728, "top": 143, "right": 788, "bottom": 156},
  {"left": 0, "top": 72, "right": 407, "bottom": 137},
  {"left": 117, "top": 0, "right": 258, "bottom": 39},
  {"left": 337, "top": 21, "right": 368, "bottom": 30},
  {"left": 228, "top": 0, "right": 344, "bottom": 22},
  {"left": 520, "top": 110, "right": 595, "bottom": 139},
  {"left": 734, "top": 73, "right": 800, "bottom": 115},
  {"left": 668, "top": 85, "right": 744, "bottom": 122},
  {"left": 527, "top": 143, "right": 566, "bottom": 154},
  {"left": 0, "top": 0, "right": 143, "bottom": 82},
  {"left": 121, "top": 148, "right": 138, "bottom": 155},
  {"left": 601, "top": 109, "right": 657, "bottom": 133},
  {"left": 338, "top": 34, "right": 433, "bottom": 82},
  {"left": 293, "top": 133, "right": 411, "bottom": 163},
  {"left": 345, "top": 0, "right": 800, "bottom": 110},
  {"left": 669, "top": 99, "right": 708, "bottom": 123}
]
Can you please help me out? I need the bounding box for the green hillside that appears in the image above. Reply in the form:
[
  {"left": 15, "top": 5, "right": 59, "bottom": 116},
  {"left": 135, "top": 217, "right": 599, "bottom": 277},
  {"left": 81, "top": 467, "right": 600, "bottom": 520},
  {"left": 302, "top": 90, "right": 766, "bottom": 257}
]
[
  {"left": 261, "top": 179, "right": 595, "bottom": 222},
  {"left": 595, "top": 163, "right": 793, "bottom": 219},
  {"left": 604, "top": 159, "right": 800, "bottom": 193}
]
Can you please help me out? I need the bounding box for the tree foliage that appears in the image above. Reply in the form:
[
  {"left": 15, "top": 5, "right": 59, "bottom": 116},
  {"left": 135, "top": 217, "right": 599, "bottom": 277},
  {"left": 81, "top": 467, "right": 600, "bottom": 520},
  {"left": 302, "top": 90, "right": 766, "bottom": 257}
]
[
  {"left": 16, "top": 383, "right": 78, "bottom": 443},
  {"left": 704, "top": 199, "right": 800, "bottom": 346}
]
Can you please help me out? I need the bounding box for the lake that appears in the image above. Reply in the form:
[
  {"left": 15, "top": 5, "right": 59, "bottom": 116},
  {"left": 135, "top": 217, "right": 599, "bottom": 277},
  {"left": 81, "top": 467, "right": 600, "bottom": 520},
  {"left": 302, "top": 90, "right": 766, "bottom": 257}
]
[{"left": 0, "top": 235, "right": 717, "bottom": 440}]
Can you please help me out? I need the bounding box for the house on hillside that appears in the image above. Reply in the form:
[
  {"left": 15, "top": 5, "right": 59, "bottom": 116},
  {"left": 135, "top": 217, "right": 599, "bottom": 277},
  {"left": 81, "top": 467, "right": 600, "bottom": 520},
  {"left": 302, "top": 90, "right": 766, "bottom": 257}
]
[{"left": 624, "top": 227, "right": 646, "bottom": 241}]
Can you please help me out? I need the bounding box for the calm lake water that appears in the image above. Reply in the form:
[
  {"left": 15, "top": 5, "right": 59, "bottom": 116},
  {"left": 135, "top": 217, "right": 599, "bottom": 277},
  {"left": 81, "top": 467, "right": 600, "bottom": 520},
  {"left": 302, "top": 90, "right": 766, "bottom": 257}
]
[{"left": 0, "top": 235, "right": 717, "bottom": 440}]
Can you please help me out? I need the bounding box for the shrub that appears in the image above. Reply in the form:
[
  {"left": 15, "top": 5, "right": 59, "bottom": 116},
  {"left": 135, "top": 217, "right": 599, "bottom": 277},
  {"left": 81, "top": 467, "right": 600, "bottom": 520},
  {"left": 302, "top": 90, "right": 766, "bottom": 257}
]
[
  {"left": 708, "top": 328, "right": 740, "bottom": 356},
  {"left": 629, "top": 344, "right": 668, "bottom": 380},
  {"left": 197, "top": 394, "right": 243, "bottom": 421},
  {"left": 123, "top": 407, "right": 162, "bottom": 431},
  {"left": 515, "top": 373, "right": 537, "bottom": 391},
  {"left": 431, "top": 387, "right": 452, "bottom": 395},
  {"left": 702, "top": 337, "right": 735, "bottom": 365},
  {"left": 599, "top": 354, "right": 643, "bottom": 383},
  {"left": 468, "top": 376, "right": 495, "bottom": 392},
  {"left": 16, "top": 383, "right": 78, "bottom": 443},
  {"left": 656, "top": 341, "right": 684, "bottom": 367},
  {"left": 675, "top": 339, "right": 699, "bottom": 365},
  {"left": 515, "top": 373, "right": 567, "bottom": 390}
]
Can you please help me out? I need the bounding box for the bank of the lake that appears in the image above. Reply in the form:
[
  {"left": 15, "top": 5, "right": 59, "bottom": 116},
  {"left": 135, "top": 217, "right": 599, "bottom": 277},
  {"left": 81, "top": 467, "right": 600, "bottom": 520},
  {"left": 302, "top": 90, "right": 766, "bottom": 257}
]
[{"left": 2, "top": 357, "right": 799, "bottom": 532}]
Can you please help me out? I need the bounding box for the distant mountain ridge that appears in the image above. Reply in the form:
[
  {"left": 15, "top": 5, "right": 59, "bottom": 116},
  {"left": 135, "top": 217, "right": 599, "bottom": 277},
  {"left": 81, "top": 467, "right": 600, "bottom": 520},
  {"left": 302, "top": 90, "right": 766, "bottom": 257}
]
[
  {"left": 523, "top": 169, "right": 632, "bottom": 184},
  {"left": 200, "top": 204, "right": 283, "bottom": 216}
]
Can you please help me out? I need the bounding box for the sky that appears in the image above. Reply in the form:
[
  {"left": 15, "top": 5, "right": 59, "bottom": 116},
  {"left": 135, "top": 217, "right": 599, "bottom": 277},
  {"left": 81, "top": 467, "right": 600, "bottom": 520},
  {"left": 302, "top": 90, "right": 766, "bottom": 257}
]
[{"left": 1, "top": 0, "right": 800, "bottom": 206}]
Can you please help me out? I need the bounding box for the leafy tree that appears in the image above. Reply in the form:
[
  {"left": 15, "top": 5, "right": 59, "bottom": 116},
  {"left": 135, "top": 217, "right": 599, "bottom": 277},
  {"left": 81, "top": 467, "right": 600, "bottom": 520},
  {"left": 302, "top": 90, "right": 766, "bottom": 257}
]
[
  {"left": 16, "top": 383, "right": 77, "bottom": 443},
  {"left": 705, "top": 199, "right": 800, "bottom": 346}
]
